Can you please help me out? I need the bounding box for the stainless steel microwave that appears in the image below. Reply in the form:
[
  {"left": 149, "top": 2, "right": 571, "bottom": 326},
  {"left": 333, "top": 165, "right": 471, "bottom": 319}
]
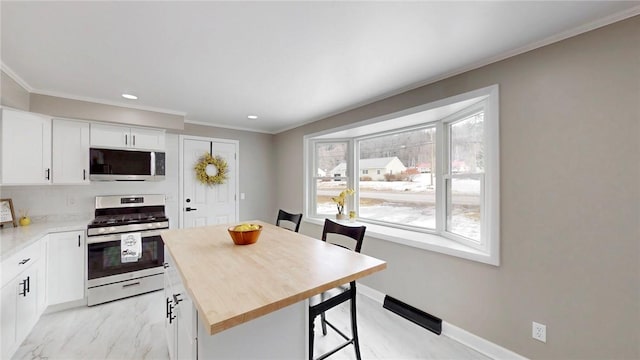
[{"left": 89, "top": 148, "right": 165, "bottom": 181}]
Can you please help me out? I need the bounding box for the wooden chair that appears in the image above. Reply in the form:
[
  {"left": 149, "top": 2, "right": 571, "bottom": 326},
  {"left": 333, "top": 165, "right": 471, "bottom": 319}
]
[
  {"left": 309, "top": 219, "right": 366, "bottom": 360},
  {"left": 276, "top": 209, "right": 303, "bottom": 232}
]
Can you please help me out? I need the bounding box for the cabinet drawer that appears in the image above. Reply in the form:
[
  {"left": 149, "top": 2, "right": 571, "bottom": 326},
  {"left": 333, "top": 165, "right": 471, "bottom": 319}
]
[{"left": 1, "top": 241, "right": 41, "bottom": 288}]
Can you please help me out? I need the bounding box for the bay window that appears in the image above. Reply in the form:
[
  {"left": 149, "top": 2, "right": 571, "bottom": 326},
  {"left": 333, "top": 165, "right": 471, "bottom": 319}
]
[{"left": 305, "top": 85, "right": 499, "bottom": 265}]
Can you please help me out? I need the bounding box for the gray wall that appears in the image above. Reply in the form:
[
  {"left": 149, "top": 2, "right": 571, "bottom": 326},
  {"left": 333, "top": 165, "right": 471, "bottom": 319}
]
[
  {"left": 30, "top": 94, "right": 184, "bottom": 130},
  {"left": 274, "top": 16, "right": 640, "bottom": 359},
  {"left": 182, "top": 123, "right": 276, "bottom": 223},
  {"left": 1, "top": 70, "right": 30, "bottom": 110}
]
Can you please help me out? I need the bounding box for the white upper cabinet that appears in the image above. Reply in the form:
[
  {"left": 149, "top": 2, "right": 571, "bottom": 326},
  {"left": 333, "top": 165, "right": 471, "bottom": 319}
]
[
  {"left": 90, "top": 123, "right": 165, "bottom": 151},
  {"left": 0, "top": 108, "right": 52, "bottom": 185},
  {"left": 52, "top": 119, "right": 90, "bottom": 184}
]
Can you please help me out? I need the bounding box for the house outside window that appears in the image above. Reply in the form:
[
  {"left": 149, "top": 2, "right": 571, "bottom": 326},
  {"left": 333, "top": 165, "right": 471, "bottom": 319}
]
[{"left": 305, "top": 85, "right": 499, "bottom": 265}]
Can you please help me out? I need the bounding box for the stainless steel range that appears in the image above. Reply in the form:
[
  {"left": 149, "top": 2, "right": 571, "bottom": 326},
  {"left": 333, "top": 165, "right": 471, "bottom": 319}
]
[{"left": 86, "top": 194, "right": 168, "bottom": 306}]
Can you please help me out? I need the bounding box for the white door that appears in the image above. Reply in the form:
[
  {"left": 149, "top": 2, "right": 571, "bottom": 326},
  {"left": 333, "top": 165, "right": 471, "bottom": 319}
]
[{"left": 181, "top": 137, "right": 238, "bottom": 228}]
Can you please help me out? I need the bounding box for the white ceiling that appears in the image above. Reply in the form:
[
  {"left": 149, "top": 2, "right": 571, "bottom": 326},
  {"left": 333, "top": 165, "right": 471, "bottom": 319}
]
[{"left": 2, "top": 1, "right": 638, "bottom": 134}]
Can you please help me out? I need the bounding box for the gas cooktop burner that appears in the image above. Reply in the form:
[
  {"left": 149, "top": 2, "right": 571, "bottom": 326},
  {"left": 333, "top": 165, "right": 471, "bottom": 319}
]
[
  {"left": 89, "top": 212, "right": 168, "bottom": 227},
  {"left": 87, "top": 195, "right": 169, "bottom": 236}
]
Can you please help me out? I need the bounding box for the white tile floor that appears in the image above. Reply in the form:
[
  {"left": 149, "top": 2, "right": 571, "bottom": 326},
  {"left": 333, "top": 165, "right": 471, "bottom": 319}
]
[{"left": 14, "top": 290, "right": 490, "bottom": 359}]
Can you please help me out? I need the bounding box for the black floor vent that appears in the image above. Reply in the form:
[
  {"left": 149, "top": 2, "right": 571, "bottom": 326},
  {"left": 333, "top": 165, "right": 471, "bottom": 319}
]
[{"left": 383, "top": 295, "right": 442, "bottom": 335}]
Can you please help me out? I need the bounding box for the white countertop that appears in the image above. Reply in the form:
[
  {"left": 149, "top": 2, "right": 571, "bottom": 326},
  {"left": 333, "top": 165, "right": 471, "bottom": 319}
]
[{"left": 0, "top": 216, "right": 90, "bottom": 261}]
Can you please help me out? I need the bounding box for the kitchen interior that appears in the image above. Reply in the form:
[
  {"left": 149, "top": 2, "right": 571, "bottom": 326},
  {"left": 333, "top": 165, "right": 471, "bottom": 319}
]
[{"left": 1, "top": 2, "right": 640, "bottom": 360}]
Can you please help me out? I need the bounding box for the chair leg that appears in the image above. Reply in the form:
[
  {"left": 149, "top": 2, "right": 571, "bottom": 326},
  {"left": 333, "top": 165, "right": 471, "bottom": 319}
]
[
  {"left": 309, "top": 315, "right": 315, "bottom": 360},
  {"left": 350, "top": 286, "right": 361, "bottom": 360},
  {"left": 320, "top": 312, "right": 327, "bottom": 336}
]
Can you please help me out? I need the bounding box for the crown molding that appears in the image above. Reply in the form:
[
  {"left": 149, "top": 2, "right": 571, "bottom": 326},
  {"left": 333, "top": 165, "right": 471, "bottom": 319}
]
[{"left": 1, "top": 62, "right": 33, "bottom": 92}]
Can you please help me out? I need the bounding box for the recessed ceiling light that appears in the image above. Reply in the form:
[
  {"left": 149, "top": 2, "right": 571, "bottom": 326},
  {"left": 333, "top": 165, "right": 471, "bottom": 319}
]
[
  {"left": 122, "top": 93, "right": 138, "bottom": 100},
  {"left": 247, "top": 115, "right": 258, "bottom": 120}
]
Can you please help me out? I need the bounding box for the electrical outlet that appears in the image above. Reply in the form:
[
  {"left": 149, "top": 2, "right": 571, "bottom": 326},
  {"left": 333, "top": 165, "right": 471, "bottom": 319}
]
[{"left": 532, "top": 322, "right": 546, "bottom": 343}]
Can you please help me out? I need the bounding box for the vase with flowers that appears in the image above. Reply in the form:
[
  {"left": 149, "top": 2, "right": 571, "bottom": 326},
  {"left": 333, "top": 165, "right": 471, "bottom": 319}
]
[{"left": 331, "top": 188, "right": 355, "bottom": 220}]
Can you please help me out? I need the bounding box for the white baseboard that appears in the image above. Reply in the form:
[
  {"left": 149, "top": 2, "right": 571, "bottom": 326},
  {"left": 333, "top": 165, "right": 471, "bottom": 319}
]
[
  {"left": 356, "top": 282, "right": 386, "bottom": 303},
  {"left": 357, "top": 284, "right": 528, "bottom": 360},
  {"left": 442, "top": 322, "right": 528, "bottom": 360}
]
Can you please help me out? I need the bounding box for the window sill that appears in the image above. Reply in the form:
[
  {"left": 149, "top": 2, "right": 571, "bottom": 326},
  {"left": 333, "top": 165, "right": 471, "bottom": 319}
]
[{"left": 304, "top": 217, "right": 498, "bottom": 266}]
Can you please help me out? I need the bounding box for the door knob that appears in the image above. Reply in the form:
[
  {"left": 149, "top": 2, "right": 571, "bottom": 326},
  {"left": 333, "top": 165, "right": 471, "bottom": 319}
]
[{"left": 185, "top": 207, "right": 197, "bottom": 212}]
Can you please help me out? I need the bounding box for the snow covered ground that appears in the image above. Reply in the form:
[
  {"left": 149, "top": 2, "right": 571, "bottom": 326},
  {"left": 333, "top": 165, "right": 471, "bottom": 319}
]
[{"left": 317, "top": 174, "right": 480, "bottom": 240}]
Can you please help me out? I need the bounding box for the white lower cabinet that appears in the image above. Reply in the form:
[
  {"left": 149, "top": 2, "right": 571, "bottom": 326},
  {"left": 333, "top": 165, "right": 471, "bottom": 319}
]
[
  {"left": 1, "top": 241, "right": 43, "bottom": 359},
  {"left": 47, "top": 231, "right": 86, "bottom": 306},
  {"left": 15, "top": 264, "right": 39, "bottom": 345},
  {"left": 1, "top": 281, "right": 17, "bottom": 359},
  {"left": 164, "top": 250, "right": 197, "bottom": 360}
]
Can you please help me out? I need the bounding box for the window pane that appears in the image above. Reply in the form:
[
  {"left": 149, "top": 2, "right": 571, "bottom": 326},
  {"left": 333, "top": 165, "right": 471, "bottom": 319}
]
[
  {"left": 450, "top": 112, "right": 484, "bottom": 174},
  {"left": 358, "top": 127, "right": 436, "bottom": 229},
  {"left": 316, "top": 178, "right": 348, "bottom": 216},
  {"left": 315, "top": 142, "right": 348, "bottom": 216},
  {"left": 316, "top": 142, "right": 347, "bottom": 179},
  {"left": 446, "top": 177, "right": 481, "bottom": 242}
]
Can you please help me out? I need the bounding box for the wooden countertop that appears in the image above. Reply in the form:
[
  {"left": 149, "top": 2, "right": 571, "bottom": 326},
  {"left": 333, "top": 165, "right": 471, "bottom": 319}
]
[{"left": 161, "top": 221, "right": 386, "bottom": 335}]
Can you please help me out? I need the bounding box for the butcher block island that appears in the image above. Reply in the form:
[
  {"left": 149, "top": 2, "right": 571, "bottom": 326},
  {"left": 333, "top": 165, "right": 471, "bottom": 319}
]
[{"left": 160, "top": 220, "right": 386, "bottom": 359}]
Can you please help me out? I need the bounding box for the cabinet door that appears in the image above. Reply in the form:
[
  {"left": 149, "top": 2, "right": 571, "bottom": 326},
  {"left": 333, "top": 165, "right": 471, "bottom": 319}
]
[
  {"left": 47, "top": 231, "right": 85, "bottom": 306},
  {"left": 164, "top": 252, "right": 177, "bottom": 360},
  {"left": 176, "top": 292, "right": 197, "bottom": 360},
  {"left": 0, "top": 108, "right": 52, "bottom": 185},
  {"left": 52, "top": 119, "right": 90, "bottom": 184},
  {"left": 130, "top": 127, "right": 165, "bottom": 151},
  {"left": 90, "top": 123, "right": 128, "bottom": 148},
  {"left": 15, "top": 265, "right": 38, "bottom": 347},
  {"left": 1, "top": 282, "right": 17, "bottom": 360},
  {"left": 37, "top": 236, "right": 48, "bottom": 315}
]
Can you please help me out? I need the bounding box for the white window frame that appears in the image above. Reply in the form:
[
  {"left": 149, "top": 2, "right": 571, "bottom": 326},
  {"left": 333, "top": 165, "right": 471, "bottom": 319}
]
[
  {"left": 304, "top": 85, "right": 499, "bottom": 265},
  {"left": 309, "top": 140, "right": 352, "bottom": 218}
]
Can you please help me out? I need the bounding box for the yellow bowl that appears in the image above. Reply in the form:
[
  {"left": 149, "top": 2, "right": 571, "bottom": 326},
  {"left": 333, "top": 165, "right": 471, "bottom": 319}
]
[{"left": 227, "top": 225, "right": 263, "bottom": 245}]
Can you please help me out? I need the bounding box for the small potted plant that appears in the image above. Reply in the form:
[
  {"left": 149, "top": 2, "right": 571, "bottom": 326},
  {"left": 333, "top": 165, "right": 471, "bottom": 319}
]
[{"left": 332, "top": 188, "right": 355, "bottom": 220}]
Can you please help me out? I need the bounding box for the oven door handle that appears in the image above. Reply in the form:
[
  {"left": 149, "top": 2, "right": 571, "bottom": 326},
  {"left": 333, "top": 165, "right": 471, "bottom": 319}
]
[{"left": 87, "top": 230, "right": 165, "bottom": 244}]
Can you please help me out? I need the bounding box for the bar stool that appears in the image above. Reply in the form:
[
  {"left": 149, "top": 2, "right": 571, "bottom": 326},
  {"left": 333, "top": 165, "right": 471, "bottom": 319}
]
[
  {"left": 309, "top": 218, "right": 366, "bottom": 360},
  {"left": 276, "top": 209, "right": 303, "bottom": 232}
]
